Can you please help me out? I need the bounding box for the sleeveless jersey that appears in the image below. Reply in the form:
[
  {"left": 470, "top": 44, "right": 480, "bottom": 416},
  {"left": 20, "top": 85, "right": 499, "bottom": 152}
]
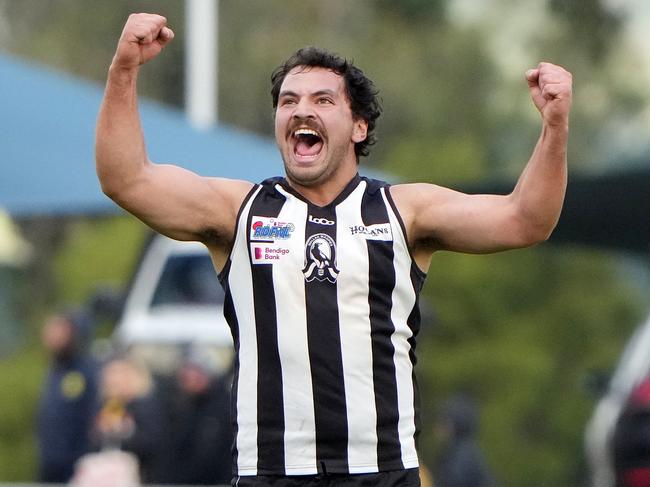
[{"left": 219, "top": 174, "right": 426, "bottom": 476}]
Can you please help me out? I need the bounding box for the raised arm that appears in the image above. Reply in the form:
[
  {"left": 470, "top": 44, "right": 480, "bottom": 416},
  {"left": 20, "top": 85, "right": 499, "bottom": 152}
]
[
  {"left": 391, "top": 62, "right": 572, "bottom": 270},
  {"left": 95, "top": 13, "right": 252, "bottom": 264}
]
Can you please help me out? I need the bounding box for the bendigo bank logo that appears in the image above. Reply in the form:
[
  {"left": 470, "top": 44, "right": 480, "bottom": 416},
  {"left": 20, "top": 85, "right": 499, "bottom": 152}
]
[
  {"left": 251, "top": 243, "right": 290, "bottom": 264},
  {"left": 303, "top": 234, "right": 339, "bottom": 283},
  {"left": 250, "top": 217, "right": 295, "bottom": 241}
]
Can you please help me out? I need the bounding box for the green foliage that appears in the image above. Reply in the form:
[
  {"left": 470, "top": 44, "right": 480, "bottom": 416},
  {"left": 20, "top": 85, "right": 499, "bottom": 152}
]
[
  {"left": 548, "top": 0, "right": 623, "bottom": 62},
  {"left": 52, "top": 216, "right": 147, "bottom": 305},
  {"left": 0, "top": 346, "right": 46, "bottom": 481},
  {"left": 1, "top": 0, "right": 185, "bottom": 104},
  {"left": 417, "top": 247, "right": 646, "bottom": 485},
  {"left": 0, "top": 268, "right": 24, "bottom": 354},
  {"left": 375, "top": 0, "right": 446, "bottom": 26}
]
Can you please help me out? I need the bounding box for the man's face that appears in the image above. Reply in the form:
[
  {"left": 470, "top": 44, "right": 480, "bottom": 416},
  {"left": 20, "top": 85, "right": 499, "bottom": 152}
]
[
  {"left": 274, "top": 66, "right": 367, "bottom": 187},
  {"left": 42, "top": 316, "right": 74, "bottom": 354}
]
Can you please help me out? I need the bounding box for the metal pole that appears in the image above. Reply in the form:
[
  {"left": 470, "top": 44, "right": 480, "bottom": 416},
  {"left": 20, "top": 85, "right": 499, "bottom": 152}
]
[{"left": 185, "top": 0, "right": 218, "bottom": 129}]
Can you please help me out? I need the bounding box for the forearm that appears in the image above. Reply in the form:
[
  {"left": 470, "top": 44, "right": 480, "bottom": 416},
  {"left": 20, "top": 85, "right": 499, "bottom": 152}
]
[
  {"left": 511, "top": 122, "right": 568, "bottom": 241},
  {"left": 95, "top": 64, "right": 149, "bottom": 201}
]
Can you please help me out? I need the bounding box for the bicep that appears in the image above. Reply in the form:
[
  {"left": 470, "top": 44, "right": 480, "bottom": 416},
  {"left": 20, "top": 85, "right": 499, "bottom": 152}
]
[
  {"left": 111, "top": 162, "right": 252, "bottom": 245},
  {"left": 392, "top": 183, "right": 531, "bottom": 254}
]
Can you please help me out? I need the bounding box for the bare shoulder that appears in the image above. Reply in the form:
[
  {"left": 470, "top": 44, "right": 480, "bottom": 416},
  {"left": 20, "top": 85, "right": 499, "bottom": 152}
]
[
  {"left": 389, "top": 182, "right": 453, "bottom": 220},
  {"left": 205, "top": 176, "right": 255, "bottom": 204},
  {"left": 200, "top": 177, "right": 255, "bottom": 270},
  {"left": 200, "top": 176, "right": 255, "bottom": 235},
  {"left": 389, "top": 182, "right": 448, "bottom": 201},
  {"left": 388, "top": 182, "right": 453, "bottom": 270},
  {"left": 389, "top": 181, "right": 480, "bottom": 254}
]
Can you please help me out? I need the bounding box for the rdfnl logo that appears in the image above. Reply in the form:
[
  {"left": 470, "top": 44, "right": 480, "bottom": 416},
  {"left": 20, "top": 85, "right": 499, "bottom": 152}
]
[{"left": 250, "top": 217, "right": 295, "bottom": 241}]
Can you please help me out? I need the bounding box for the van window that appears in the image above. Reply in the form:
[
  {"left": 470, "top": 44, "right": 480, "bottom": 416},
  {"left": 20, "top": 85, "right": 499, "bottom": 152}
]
[{"left": 151, "top": 254, "right": 224, "bottom": 307}]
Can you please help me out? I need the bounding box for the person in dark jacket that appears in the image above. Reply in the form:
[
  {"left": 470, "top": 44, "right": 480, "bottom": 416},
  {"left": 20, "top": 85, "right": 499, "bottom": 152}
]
[
  {"left": 433, "top": 394, "right": 497, "bottom": 487},
  {"left": 36, "top": 309, "right": 98, "bottom": 483},
  {"left": 163, "top": 353, "right": 233, "bottom": 485}
]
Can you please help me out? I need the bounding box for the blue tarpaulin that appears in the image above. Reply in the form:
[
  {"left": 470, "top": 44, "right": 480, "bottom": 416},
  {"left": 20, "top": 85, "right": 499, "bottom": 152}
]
[{"left": 0, "top": 53, "right": 284, "bottom": 216}]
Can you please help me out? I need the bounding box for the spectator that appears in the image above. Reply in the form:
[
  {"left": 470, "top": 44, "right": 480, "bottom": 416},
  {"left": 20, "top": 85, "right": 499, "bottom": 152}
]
[
  {"left": 163, "top": 351, "right": 233, "bottom": 485},
  {"left": 433, "top": 394, "right": 498, "bottom": 487},
  {"left": 36, "top": 309, "right": 98, "bottom": 483},
  {"left": 92, "top": 356, "right": 166, "bottom": 483}
]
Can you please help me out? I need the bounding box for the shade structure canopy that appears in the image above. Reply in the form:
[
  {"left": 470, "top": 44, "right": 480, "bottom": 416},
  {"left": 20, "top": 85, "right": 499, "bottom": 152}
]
[{"left": 0, "top": 53, "right": 284, "bottom": 217}]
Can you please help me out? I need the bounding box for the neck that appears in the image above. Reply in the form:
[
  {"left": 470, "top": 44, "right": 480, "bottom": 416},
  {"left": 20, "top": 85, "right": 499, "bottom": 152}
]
[
  {"left": 286, "top": 162, "right": 358, "bottom": 206},
  {"left": 286, "top": 145, "right": 360, "bottom": 206}
]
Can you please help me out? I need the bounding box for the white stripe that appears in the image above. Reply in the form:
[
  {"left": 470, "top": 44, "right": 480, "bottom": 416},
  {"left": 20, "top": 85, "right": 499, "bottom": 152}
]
[
  {"left": 382, "top": 188, "right": 419, "bottom": 467},
  {"left": 336, "top": 181, "right": 380, "bottom": 472},
  {"left": 230, "top": 186, "right": 262, "bottom": 474},
  {"left": 274, "top": 185, "right": 318, "bottom": 473}
]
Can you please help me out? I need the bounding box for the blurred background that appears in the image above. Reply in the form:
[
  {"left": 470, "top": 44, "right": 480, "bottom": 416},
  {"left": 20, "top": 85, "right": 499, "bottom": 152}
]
[{"left": 1, "top": 0, "right": 649, "bottom": 486}]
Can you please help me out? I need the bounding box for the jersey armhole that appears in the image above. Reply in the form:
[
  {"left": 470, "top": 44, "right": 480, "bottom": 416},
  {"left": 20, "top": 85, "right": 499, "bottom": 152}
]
[
  {"left": 217, "top": 184, "right": 260, "bottom": 283},
  {"left": 384, "top": 186, "right": 427, "bottom": 280}
]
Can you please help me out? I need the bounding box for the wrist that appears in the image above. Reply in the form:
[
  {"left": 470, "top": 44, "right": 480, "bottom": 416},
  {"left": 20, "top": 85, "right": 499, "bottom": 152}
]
[
  {"left": 107, "top": 61, "right": 140, "bottom": 90},
  {"left": 108, "top": 58, "right": 140, "bottom": 77},
  {"left": 542, "top": 119, "right": 569, "bottom": 135}
]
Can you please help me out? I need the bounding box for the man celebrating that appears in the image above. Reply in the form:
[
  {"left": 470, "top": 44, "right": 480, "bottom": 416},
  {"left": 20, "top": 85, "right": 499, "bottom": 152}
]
[{"left": 96, "top": 13, "right": 572, "bottom": 487}]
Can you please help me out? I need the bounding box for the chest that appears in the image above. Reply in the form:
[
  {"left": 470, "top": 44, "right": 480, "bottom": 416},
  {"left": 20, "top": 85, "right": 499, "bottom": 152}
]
[{"left": 243, "top": 183, "right": 396, "bottom": 284}]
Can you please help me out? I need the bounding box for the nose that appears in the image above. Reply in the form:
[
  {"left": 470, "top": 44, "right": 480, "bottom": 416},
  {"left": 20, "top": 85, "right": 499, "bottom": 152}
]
[{"left": 291, "top": 98, "right": 316, "bottom": 120}]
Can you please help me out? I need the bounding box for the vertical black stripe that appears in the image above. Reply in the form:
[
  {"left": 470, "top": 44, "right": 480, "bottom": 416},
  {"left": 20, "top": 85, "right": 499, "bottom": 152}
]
[
  {"left": 384, "top": 180, "right": 426, "bottom": 452},
  {"left": 248, "top": 188, "right": 287, "bottom": 473},
  {"left": 221, "top": 285, "right": 240, "bottom": 473},
  {"left": 304, "top": 206, "right": 348, "bottom": 473},
  {"left": 407, "top": 264, "right": 425, "bottom": 447},
  {"left": 361, "top": 187, "right": 403, "bottom": 470},
  {"left": 217, "top": 183, "right": 260, "bottom": 282},
  {"left": 217, "top": 185, "right": 259, "bottom": 474}
]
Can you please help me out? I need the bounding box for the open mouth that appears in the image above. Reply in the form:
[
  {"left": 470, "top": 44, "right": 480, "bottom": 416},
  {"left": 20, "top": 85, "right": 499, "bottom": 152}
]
[{"left": 292, "top": 128, "right": 324, "bottom": 160}]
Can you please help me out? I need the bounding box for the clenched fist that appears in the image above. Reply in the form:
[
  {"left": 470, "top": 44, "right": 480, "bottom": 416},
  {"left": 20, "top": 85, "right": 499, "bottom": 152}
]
[
  {"left": 112, "top": 13, "right": 174, "bottom": 69},
  {"left": 525, "top": 62, "right": 572, "bottom": 128}
]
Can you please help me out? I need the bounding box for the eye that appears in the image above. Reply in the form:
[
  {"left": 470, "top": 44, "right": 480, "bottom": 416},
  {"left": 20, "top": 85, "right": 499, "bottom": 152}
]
[
  {"left": 280, "top": 98, "right": 296, "bottom": 106},
  {"left": 317, "top": 97, "right": 333, "bottom": 105}
]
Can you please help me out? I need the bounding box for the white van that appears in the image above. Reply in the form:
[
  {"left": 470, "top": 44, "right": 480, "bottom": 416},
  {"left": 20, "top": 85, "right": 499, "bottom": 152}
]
[{"left": 112, "top": 233, "right": 233, "bottom": 377}]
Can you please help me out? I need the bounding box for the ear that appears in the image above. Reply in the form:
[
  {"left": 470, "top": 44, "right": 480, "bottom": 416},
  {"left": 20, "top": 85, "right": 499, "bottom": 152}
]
[{"left": 352, "top": 118, "right": 368, "bottom": 143}]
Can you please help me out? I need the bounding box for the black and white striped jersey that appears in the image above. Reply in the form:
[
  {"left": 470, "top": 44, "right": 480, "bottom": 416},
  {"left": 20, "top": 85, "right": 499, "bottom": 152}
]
[{"left": 219, "top": 174, "right": 426, "bottom": 476}]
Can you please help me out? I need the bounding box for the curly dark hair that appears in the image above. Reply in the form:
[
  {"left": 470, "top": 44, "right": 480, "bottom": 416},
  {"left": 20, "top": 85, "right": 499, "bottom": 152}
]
[{"left": 271, "top": 46, "right": 382, "bottom": 160}]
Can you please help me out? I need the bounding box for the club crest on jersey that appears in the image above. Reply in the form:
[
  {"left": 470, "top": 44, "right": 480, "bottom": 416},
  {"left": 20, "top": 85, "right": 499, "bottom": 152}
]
[
  {"left": 250, "top": 217, "right": 295, "bottom": 241},
  {"left": 302, "top": 234, "right": 339, "bottom": 283}
]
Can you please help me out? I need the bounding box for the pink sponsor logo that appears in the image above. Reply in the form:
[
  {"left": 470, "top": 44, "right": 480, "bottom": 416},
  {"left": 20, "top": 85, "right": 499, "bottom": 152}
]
[{"left": 251, "top": 243, "right": 290, "bottom": 264}]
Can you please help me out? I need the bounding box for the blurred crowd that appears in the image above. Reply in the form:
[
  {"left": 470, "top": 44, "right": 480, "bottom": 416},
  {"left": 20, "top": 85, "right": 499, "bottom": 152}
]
[
  {"left": 36, "top": 307, "right": 501, "bottom": 487},
  {"left": 36, "top": 309, "right": 232, "bottom": 485}
]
